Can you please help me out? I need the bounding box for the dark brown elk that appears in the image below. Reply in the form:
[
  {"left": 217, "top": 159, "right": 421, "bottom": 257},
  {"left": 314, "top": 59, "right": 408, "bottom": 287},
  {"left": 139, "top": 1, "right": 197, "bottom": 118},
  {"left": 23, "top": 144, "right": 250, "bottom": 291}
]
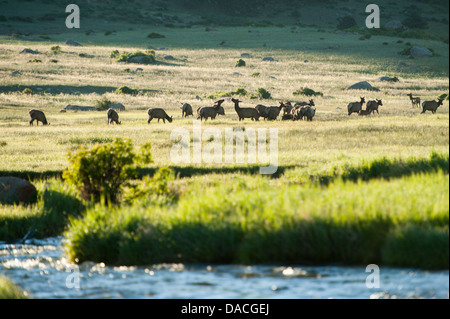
[
  {"left": 180, "top": 103, "right": 193, "bottom": 118},
  {"left": 366, "top": 99, "right": 382, "bottom": 114},
  {"left": 29, "top": 109, "right": 49, "bottom": 126},
  {"left": 148, "top": 108, "right": 173, "bottom": 124},
  {"left": 348, "top": 97, "right": 365, "bottom": 115},
  {"left": 107, "top": 108, "right": 121, "bottom": 125},
  {"left": 232, "top": 98, "right": 260, "bottom": 121},
  {"left": 421, "top": 99, "right": 444, "bottom": 114},
  {"left": 407, "top": 93, "right": 421, "bottom": 108}
]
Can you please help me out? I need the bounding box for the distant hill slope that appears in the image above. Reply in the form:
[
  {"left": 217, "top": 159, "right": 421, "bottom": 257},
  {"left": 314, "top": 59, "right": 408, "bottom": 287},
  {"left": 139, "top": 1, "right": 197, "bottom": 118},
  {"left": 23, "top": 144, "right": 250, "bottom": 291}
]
[{"left": 0, "top": 0, "right": 448, "bottom": 43}]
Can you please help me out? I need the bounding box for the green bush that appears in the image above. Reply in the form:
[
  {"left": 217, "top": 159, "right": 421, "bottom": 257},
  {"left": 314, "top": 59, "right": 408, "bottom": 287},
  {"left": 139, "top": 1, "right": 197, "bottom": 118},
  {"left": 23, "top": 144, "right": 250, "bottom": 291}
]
[
  {"left": 293, "top": 87, "right": 323, "bottom": 97},
  {"left": 114, "top": 50, "right": 156, "bottom": 64},
  {"left": 147, "top": 32, "right": 165, "bottom": 39},
  {"left": 115, "top": 86, "right": 140, "bottom": 95},
  {"left": 235, "top": 59, "right": 246, "bottom": 67},
  {"left": 95, "top": 97, "right": 113, "bottom": 111},
  {"left": 22, "top": 88, "right": 33, "bottom": 95},
  {"left": 257, "top": 88, "right": 271, "bottom": 99},
  {"left": 63, "top": 138, "right": 153, "bottom": 203},
  {"left": 50, "top": 45, "right": 61, "bottom": 54},
  {"left": 337, "top": 16, "right": 357, "bottom": 30},
  {"left": 110, "top": 50, "right": 120, "bottom": 58}
]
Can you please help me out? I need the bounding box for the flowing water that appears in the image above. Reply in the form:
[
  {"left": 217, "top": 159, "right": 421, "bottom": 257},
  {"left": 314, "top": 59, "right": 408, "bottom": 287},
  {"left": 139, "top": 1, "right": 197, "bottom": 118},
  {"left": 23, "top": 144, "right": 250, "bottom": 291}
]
[{"left": 0, "top": 237, "right": 448, "bottom": 299}]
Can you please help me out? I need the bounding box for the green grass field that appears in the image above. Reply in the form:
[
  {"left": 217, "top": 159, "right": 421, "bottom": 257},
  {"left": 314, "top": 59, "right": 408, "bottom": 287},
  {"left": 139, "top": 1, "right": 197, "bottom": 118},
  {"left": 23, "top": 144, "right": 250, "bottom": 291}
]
[{"left": 0, "top": 0, "right": 448, "bottom": 270}]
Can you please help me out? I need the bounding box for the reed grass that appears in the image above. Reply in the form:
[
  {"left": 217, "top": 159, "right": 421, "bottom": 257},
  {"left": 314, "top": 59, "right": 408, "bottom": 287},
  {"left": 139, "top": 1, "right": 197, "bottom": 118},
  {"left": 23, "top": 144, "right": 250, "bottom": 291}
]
[{"left": 64, "top": 170, "right": 449, "bottom": 269}]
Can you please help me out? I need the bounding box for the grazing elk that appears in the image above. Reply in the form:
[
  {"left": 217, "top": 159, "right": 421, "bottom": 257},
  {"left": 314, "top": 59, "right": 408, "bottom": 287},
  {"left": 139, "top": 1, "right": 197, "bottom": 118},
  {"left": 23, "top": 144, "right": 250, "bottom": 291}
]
[
  {"left": 180, "top": 103, "right": 193, "bottom": 118},
  {"left": 232, "top": 98, "right": 260, "bottom": 121},
  {"left": 348, "top": 97, "right": 365, "bottom": 115},
  {"left": 107, "top": 108, "right": 121, "bottom": 125},
  {"left": 29, "top": 109, "right": 49, "bottom": 126},
  {"left": 147, "top": 108, "right": 173, "bottom": 124},
  {"left": 197, "top": 99, "right": 225, "bottom": 120},
  {"left": 407, "top": 93, "right": 421, "bottom": 108},
  {"left": 366, "top": 99, "right": 383, "bottom": 115},
  {"left": 421, "top": 99, "right": 444, "bottom": 114},
  {"left": 198, "top": 104, "right": 225, "bottom": 121}
]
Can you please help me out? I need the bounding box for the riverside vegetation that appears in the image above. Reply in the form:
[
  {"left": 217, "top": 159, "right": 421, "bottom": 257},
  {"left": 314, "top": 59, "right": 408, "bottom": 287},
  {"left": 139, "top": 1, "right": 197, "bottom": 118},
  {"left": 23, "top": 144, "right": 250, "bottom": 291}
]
[{"left": 0, "top": 0, "right": 448, "bottom": 276}]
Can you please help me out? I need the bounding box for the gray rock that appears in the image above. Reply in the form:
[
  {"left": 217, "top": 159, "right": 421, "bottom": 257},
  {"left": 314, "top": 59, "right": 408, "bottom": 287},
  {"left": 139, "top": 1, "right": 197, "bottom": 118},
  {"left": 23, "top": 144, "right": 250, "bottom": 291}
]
[
  {"left": 11, "top": 70, "right": 22, "bottom": 75},
  {"left": 262, "top": 57, "right": 275, "bottom": 62},
  {"left": 410, "top": 46, "right": 433, "bottom": 58},
  {"left": 110, "top": 103, "right": 125, "bottom": 111},
  {"left": 65, "top": 40, "right": 82, "bottom": 46},
  {"left": 385, "top": 20, "right": 405, "bottom": 30},
  {"left": 241, "top": 53, "right": 251, "bottom": 58},
  {"left": 0, "top": 177, "right": 37, "bottom": 204},
  {"left": 20, "top": 48, "right": 39, "bottom": 54},
  {"left": 135, "top": 68, "right": 144, "bottom": 72},
  {"left": 128, "top": 56, "right": 153, "bottom": 64},
  {"left": 164, "top": 55, "right": 175, "bottom": 61},
  {"left": 347, "top": 81, "right": 375, "bottom": 91},
  {"left": 379, "top": 76, "right": 399, "bottom": 82},
  {"left": 64, "top": 105, "right": 97, "bottom": 111}
]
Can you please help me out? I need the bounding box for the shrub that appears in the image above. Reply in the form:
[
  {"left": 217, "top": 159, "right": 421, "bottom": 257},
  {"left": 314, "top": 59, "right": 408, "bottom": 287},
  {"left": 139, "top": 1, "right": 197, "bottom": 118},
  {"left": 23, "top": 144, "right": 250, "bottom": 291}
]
[
  {"left": 110, "top": 50, "right": 120, "bottom": 58},
  {"left": 337, "top": 16, "right": 357, "bottom": 30},
  {"left": 28, "top": 58, "right": 42, "bottom": 63},
  {"left": 257, "top": 88, "right": 271, "bottom": 99},
  {"left": 115, "top": 86, "right": 140, "bottom": 96},
  {"left": 49, "top": 59, "right": 58, "bottom": 63},
  {"left": 95, "top": 97, "right": 113, "bottom": 111},
  {"left": 50, "top": 45, "right": 61, "bottom": 54},
  {"left": 63, "top": 138, "right": 153, "bottom": 203},
  {"left": 147, "top": 32, "right": 166, "bottom": 39},
  {"left": 402, "top": 12, "right": 428, "bottom": 30},
  {"left": 114, "top": 50, "right": 156, "bottom": 64},
  {"left": 235, "top": 59, "right": 246, "bottom": 67},
  {"left": 22, "top": 88, "right": 33, "bottom": 95},
  {"left": 293, "top": 87, "right": 323, "bottom": 97}
]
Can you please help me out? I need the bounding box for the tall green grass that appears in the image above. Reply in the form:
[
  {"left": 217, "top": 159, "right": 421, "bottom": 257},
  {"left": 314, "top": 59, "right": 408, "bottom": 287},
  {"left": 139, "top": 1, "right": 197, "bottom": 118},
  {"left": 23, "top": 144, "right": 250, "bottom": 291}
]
[
  {"left": 0, "top": 276, "right": 28, "bottom": 299},
  {"left": 0, "top": 179, "right": 84, "bottom": 241},
  {"left": 64, "top": 171, "right": 449, "bottom": 269}
]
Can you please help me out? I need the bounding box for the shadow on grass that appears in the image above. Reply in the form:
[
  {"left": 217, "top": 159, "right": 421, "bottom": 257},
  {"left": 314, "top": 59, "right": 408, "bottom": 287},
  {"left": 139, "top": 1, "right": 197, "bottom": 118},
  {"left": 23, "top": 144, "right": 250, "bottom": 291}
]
[{"left": 0, "top": 85, "right": 158, "bottom": 96}]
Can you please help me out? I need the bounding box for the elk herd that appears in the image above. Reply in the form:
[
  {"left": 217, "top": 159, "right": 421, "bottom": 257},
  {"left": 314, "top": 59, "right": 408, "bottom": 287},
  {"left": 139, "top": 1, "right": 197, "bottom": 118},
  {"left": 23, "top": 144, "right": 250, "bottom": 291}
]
[{"left": 28, "top": 94, "right": 447, "bottom": 126}]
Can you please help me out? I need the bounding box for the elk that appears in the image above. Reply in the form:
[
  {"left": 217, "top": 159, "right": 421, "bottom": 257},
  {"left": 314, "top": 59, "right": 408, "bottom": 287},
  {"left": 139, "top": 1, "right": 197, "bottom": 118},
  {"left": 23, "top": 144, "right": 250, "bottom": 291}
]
[
  {"left": 421, "top": 99, "right": 444, "bottom": 114},
  {"left": 366, "top": 99, "right": 383, "bottom": 115},
  {"left": 232, "top": 98, "right": 260, "bottom": 121},
  {"left": 407, "top": 93, "right": 421, "bottom": 108},
  {"left": 107, "top": 108, "right": 121, "bottom": 125},
  {"left": 29, "top": 109, "right": 49, "bottom": 126},
  {"left": 147, "top": 108, "right": 173, "bottom": 124},
  {"left": 348, "top": 97, "right": 365, "bottom": 115},
  {"left": 180, "top": 103, "right": 193, "bottom": 118}
]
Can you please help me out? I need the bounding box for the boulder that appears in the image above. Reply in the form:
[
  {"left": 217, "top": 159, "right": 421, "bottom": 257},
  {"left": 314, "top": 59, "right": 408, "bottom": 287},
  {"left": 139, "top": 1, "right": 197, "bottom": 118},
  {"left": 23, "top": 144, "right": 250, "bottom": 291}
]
[
  {"left": 65, "top": 40, "right": 82, "bottom": 46},
  {"left": 128, "top": 56, "right": 154, "bottom": 64},
  {"left": 20, "top": 48, "right": 39, "bottom": 54},
  {"left": 347, "top": 81, "right": 375, "bottom": 91},
  {"left": 110, "top": 103, "right": 125, "bottom": 111},
  {"left": 164, "top": 55, "right": 175, "bottom": 61},
  {"left": 241, "top": 53, "right": 251, "bottom": 58},
  {"left": 262, "top": 57, "right": 275, "bottom": 62},
  {"left": 11, "top": 70, "right": 22, "bottom": 76},
  {"left": 385, "top": 20, "right": 405, "bottom": 30},
  {"left": 379, "top": 76, "right": 399, "bottom": 82},
  {"left": 0, "top": 177, "right": 37, "bottom": 204},
  {"left": 64, "top": 105, "right": 96, "bottom": 111},
  {"left": 410, "top": 46, "right": 433, "bottom": 57}
]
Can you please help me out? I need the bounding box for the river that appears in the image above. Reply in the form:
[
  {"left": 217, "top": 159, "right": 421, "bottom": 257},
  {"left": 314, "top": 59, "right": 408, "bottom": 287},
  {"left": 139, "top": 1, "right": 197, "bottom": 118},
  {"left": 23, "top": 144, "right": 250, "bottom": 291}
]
[{"left": 0, "top": 237, "right": 448, "bottom": 299}]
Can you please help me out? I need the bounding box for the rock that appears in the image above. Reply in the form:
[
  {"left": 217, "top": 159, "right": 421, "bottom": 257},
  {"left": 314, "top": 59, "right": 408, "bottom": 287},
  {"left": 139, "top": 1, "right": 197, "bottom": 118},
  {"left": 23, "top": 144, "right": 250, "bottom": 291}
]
[
  {"left": 65, "top": 40, "right": 82, "bottom": 46},
  {"left": 241, "top": 53, "right": 251, "bottom": 58},
  {"left": 128, "top": 56, "right": 153, "bottom": 64},
  {"left": 327, "top": 45, "right": 340, "bottom": 50},
  {"left": 64, "top": 105, "right": 97, "bottom": 111},
  {"left": 347, "top": 81, "right": 375, "bottom": 91},
  {"left": 379, "top": 76, "right": 399, "bottom": 82},
  {"left": 410, "top": 46, "right": 433, "bottom": 58},
  {"left": 385, "top": 20, "right": 405, "bottom": 30},
  {"left": 262, "top": 57, "right": 275, "bottom": 62},
  {"left": 0, "top": 177, "right": 37, "bottom": 204},
  {"left": 164, "top": 55, "right": 175, "bottom": 61},
  {"left": 304, "top": 60, "right": 309, "bottom": 63},
  {"left": 20, "top": 48, "right": 39, "bottom": 54},
  {"left": 110, "top": 103, "right": 125, "bottom": 111},
  {"left": 135, "top": 68, "right": 143, "bottom": 72},
  {"left": 11, "top": 70, "right": 22, "bottom": 75}
]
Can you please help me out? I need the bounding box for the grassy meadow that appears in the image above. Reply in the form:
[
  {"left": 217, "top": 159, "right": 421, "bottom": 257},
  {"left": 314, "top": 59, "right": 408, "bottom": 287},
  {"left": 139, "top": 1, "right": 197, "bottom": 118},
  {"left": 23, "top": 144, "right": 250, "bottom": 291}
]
[{"left": 0, "top": 0, "right": 449, "bottom": 270}]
